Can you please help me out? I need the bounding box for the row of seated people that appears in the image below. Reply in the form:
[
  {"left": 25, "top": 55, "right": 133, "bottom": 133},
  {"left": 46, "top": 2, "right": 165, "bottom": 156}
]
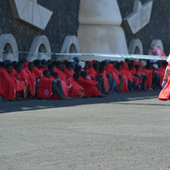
[{"left": 0, "top": 58, "right": 167, "bottom": 101}]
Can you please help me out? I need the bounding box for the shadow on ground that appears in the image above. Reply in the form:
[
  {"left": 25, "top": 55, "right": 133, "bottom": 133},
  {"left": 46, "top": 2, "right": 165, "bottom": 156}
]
[{"left": 0, "top": 90, "right": 166, "bottom": 114}]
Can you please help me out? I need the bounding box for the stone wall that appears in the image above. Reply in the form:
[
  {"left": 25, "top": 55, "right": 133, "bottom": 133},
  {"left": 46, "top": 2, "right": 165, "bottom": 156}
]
[
  {"left": 118, "top": 0, "right": 170, "bottom": 55},
  {"left": 0, "top": 0, "right": 80, "bottom": 60}
]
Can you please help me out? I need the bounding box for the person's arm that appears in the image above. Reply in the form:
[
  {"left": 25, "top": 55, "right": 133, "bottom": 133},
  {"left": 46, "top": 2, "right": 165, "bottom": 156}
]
[
  {"left": 156, "top": 49, "right": 161, "bottom": 56},
  {"left": 163, "top": 67, "right": 169, "bottom": 82}
]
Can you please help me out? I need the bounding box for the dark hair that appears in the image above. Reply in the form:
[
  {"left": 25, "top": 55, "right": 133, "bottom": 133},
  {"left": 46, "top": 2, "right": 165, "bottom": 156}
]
[
  {"left": 81, "top": 71, "right": 87, "bottom": 77},
  {"left": 43, "top": 70, "right": 49, "bottom": 76},
  {"left": 48, "top": 64, "right": 54, "bottom": 70},
  {"left": 51, "top": 72, "right": 59, "bottom": 78}
]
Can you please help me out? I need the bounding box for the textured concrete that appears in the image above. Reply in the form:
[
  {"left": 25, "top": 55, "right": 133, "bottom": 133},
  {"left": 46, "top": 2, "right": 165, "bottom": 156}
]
[
  {"left": 129, "top": 39, "right": 143, "bottom": 54},
  {"left": 1, "top": 91, "right": 170, "bottom": 170}
]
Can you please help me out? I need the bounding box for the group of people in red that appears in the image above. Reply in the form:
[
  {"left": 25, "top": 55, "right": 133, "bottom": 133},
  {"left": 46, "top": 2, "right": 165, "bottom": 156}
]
[{"left": 0, "top": 54, "right": 167, "bottom": 101}]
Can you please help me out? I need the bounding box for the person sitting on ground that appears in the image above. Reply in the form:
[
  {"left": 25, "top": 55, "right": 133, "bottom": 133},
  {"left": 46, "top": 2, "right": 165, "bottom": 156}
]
[
  {"left": 78, "top": 71, "right": 105, "bottom": 97},
  {"left": 37, "top": 70, "right": 68, "bottom": 100},
  {"left": 68, "top": 73, "right": 87, "bottom": 98},
  {"left": 64, "top": 61, "right": 75, "bottom": 77}
]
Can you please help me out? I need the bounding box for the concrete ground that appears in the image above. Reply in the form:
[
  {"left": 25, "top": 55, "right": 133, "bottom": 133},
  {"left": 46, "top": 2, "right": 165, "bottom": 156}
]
[{"left": 0, "top": 91, "right": 170, "bottom": 170}]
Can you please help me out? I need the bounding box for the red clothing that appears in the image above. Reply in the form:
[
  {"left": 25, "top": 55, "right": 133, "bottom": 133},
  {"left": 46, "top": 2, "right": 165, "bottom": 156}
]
[
  {"left": 141, "top": 68, "right": 152, "bottom": 90},
  {"left": 68, "top": 77, "right": 85, "bottom": 97},
  {"left": 78, "top": 76, "right": 101, "bottom": 97},
  {"left": 120, "top": 62, "right": 133, "bottom": 83},
  {"left": 113, "top": 67, "right": 129, "bottom": 93},
  {"left": 151, "top": 47, "right": 166, "bottom": 57},
  {"left": 24, "top": 67, "right": 36, "bottom": 97},
  {"left": 39, "top": 67, "right": 47, "bottom": 75},
  {"left": 105, "top": 64, "right": 120, "bottom": 86},
  {"left": 64, "top": 68, "right": 74, "bottom": 77},
  {"left": 54, "top": 66, "right": 67, "bottom": 82},
  {"left": 0, "top": 70, "right": 16, "bottom": 100},
  {"left": 32, "top": 67, "right": 42, "bottom": 78},
  {"left": 37, "top": 76, "right": 53, "bottom": 99},
  {"left": 158, "top": 76, "right": 170, "bottom": 101}
]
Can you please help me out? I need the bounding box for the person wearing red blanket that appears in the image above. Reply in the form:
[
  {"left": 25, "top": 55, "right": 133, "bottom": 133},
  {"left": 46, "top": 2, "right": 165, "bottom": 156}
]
[
  {"left": 37, "top": 70, "right": 68, "bottom": 100},
  {"left": 78, "top": 71, "right": 104, "bottom": 97},
  {"left": 24, "top": 62, "right": 37, "bottom": 98},
  {"left": 0, "top": 64, "right": 16, "bottom": 100},
  {"left": 48, "top": 63, "right": 70, "bottom": 98},
  {"left": 139, "top": 60, "right": 153, "bottom": 90},
  {"left": 112, "top": 61, "right": 129, "bottom": 93},
  {"left": 68, "top": 73, "right": 86, "bottom": 98},
  {"left": 64, "top": 61, "right": 75, "bottom": 77},
  {"left": 0, "top": 64, "right": 25, "bottom": 100}
]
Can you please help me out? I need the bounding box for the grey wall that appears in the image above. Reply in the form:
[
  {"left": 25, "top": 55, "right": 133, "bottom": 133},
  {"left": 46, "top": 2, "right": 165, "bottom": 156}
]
[
  {"left": 118, "top": 0, "right": 170, "bottom": 55},
  {"left": 0, "top": 0, "right": 80, "bottom": 59}
]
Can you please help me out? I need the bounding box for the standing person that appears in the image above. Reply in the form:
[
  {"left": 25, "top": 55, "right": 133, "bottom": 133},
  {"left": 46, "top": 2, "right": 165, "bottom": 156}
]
[{"left": 158, "top": 60, "right": 170, "bottom": 101}]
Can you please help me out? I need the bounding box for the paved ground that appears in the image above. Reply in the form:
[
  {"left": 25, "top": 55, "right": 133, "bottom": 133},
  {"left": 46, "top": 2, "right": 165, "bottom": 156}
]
[{"left": 1, "top": 91, "right": 170, "bottom": 170}]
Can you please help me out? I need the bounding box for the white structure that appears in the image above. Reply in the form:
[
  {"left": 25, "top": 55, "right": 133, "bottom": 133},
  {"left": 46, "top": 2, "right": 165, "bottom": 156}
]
[
  {"left": 78, "top": 0, "right": 128, "bottom": 59},
  {"left": 0, "top": 34, "right": 19, "bottom": 62},
  {"left": 129, "top": 39, "right": 143, "bottom": 54},
  {"left": 27, "top": 35, "right": 51, "bottom": 61},
  {"left": 9, "top": 0, "right": 53, "bottom": 30},
  {"left": 123, "top": 0, "right": 153, "bottom": 34}
]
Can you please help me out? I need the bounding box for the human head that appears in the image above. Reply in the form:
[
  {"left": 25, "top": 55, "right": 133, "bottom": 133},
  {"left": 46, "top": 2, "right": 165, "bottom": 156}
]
[
  {"left": 43, "top": 70, "right": 50, "bottom": 78},
  {"left": 33, "top": 60, "right": 41, "bottom": 68},
  {"left": 54, "top": 61, "right": 62, "bottom": 70},
  {"left": 14, "top": 64, "right": 22, "bottom": 73},
  {"left": 73, "top": 73, "right": 80, "bottom": 82},
  {"left": 93, "top": 62, "right": 99, "bottom": 71},
  {"left": 41, "top": 59, "right": 47, "bottom": 66},
  {"left": 51, "top": 72, "right": 59, "bottom": 79},
  {"left": 99, "top": 65, "right": 104, "bottom": 73},
  {"left": 74, "top": 65, "right": 82, "bottom": 74},
  {"left": 81, "top": 71, "right": 87, "bottom": 79},
  {"left": 28, "top": 62, "right": 34, "bottom": 71},
  {"left": 6, "top": 64, "right": 13, "bottom": 74},
  {"left": 150, "top": 44, "right": 155, "bottom": 50},
  {"left": 48, "top": 64, "right": 55, "bottom": 73},
  {"left": 65, "top": 61, "right": 73, "bottom": 69}
]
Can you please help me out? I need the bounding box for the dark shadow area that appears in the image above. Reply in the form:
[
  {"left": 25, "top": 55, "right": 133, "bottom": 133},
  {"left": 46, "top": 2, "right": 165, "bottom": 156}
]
[{"left": 0, "top": 90, "right": 163, "bottom": 114}]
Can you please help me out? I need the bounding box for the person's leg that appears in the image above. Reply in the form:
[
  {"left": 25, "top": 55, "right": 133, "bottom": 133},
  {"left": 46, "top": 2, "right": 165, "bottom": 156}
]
[
  {"left": 56, "top": 82, "right": 64, "bottom": 94},
  {"left": 141, "top": 75, "right": 147, "bottom": 90},
  {"left": 110, "top": 78, "right": 116, "bottom": 92}
]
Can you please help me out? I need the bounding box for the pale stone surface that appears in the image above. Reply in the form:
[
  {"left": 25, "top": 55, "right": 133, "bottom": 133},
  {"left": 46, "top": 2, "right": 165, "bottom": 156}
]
[
  {"left": 129, "top": 39, "right": 143, "bottom": 54},
  {"left": 123, "top": 0, "right": 153, "bottom": 34},
  {"left": 79, "top": 0, "right": 122, "bottom": 25},
  {"left": 61, "top": 36, "right": 80, "bottom": 53},
  {"left": 148, "top": 39, "right": 165, "bottom": 55},
  {"left": 9, "top": 0, "right": 53, "bottom": 30},
  {"left": 78, "top": 25, "right": 128, "bottom": 56},
  {"left": 0, "top": 34, "right": 19, "bottom": 62},
  {"left": 27, "top": 35, "right": 51, "bottom": 61},
  {"left": 78, "top": 0, "right": 128, "bottom": 57}
]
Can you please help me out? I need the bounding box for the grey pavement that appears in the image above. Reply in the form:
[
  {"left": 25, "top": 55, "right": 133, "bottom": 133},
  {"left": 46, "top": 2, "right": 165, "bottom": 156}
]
[{"left": 0, "top": 91, "right": 170, "bottom": 170}]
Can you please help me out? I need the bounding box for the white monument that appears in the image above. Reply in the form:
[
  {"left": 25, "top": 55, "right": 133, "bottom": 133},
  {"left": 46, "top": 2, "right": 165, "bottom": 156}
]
[{"left": 78, "top": 0, "right": 128, "bottom": 59}]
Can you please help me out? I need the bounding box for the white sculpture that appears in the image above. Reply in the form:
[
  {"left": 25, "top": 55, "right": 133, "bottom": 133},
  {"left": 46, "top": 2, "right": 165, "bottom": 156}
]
[
  {"left": 27, "top": 35, "right": 51, "bottom": 61},
  {"left": 78, "top": 0, "right": 128, "bottom": 60},
  {"left": 0, "top": 34, "right": 18, "bottom": 62},
  {"left": 9, "top": 0, "right": 53, "bottom": 30},
  {"left": 123, "top": 0, "right": 153, "bottom": 34}
]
